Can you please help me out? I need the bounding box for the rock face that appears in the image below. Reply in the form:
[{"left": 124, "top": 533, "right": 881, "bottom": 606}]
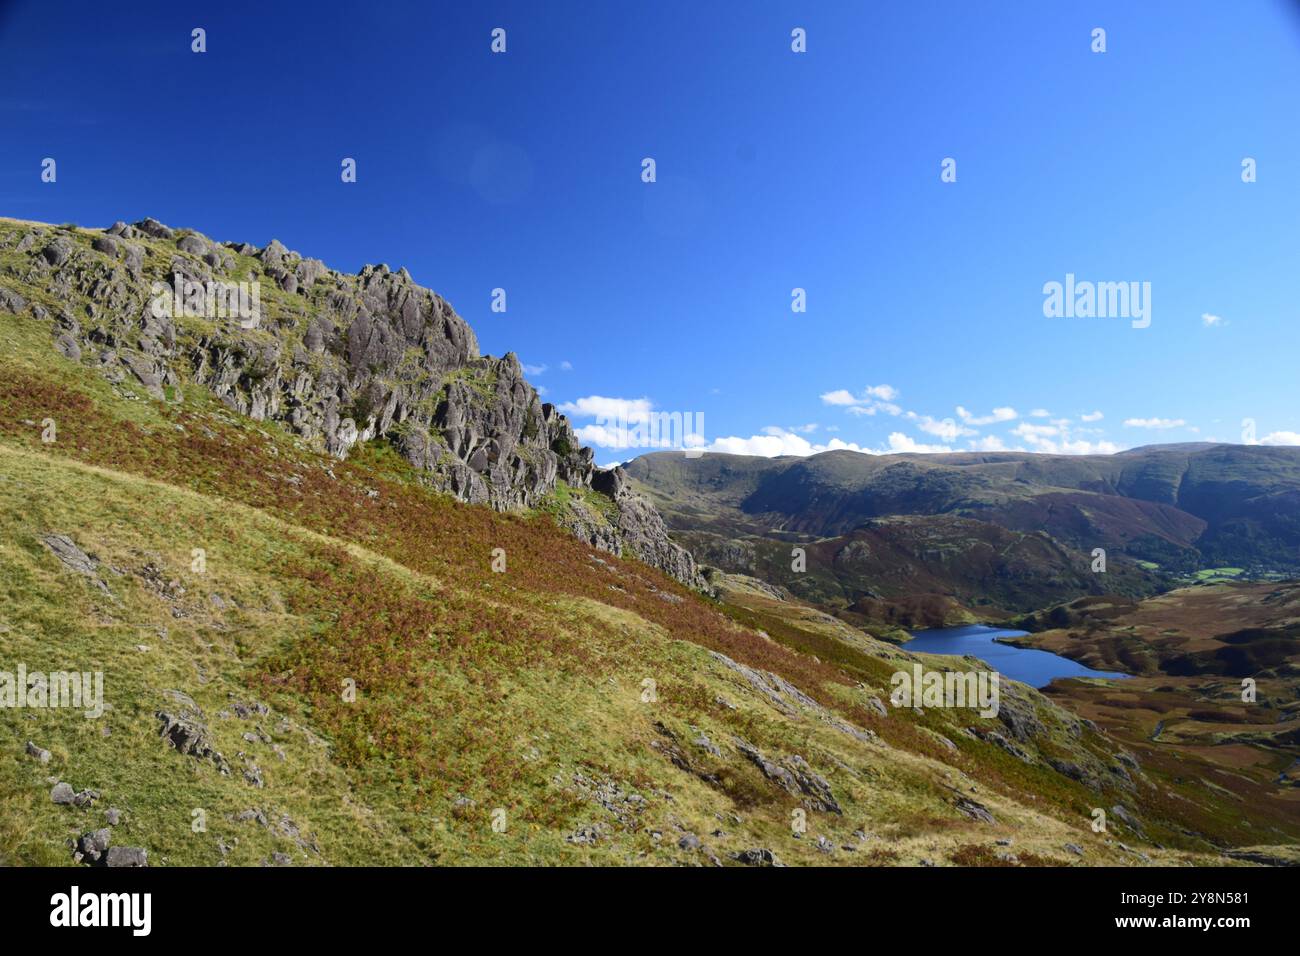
[{"left": 0, "top": 218, "right": 701, "bottom": 586}]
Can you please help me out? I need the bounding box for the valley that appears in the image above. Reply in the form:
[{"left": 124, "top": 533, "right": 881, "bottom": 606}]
[{"left": 629, "top": 450, "right": 1300, "bottom": 863}]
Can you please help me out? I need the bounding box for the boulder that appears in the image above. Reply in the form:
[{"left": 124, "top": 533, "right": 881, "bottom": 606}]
[
  {"left": 76, "top": 828, "right": 112, "bottom": 864},
  {"left": 41, "top": 237, "right": 74, "bottom": 267},
  {"left": 176, "top": 234, "right": 208, "bottom": 255},
  {"left": 732, "top": 848, "right": 780, "bottom": 867},
  {"left": 50, "top": 782, "right": 75, "bottom": 805},
  {"left": 25, "top": 741, "right": 51, "bottom": 764},
  {"left": 105, "top": 846, "right": 148, "bottom": 867},
  {"left": 134, "top": 218, "right": 174, "bottom": 239}
]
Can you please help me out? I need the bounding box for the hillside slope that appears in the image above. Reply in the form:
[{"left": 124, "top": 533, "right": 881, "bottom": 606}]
[
  {"left": 1, "top": 220, "right": 1275, "bottom": 867},
  {"left": 0, "top": 216, "right": 699, "bottom": 586}
]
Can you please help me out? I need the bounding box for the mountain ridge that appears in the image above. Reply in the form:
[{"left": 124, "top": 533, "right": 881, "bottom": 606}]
[
  {"left": 0, "top": 216, "right": 701, "bottom": 587},
  {"left": 626, "top": 442, "right": 1300, "bottom": 626}
]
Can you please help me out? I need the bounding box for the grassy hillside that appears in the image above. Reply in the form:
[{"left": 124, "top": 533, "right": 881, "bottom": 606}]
[
  {"left": 1008, "top": 585, "right": 1300, "bottom": 851},
  {"left": 1, "top": 256, "right": 1267, "bottom": 867}
]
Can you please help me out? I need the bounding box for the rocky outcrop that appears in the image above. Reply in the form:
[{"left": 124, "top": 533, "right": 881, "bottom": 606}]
[{"left": 0, "top": 218, "right": 701, "bottom": 585}]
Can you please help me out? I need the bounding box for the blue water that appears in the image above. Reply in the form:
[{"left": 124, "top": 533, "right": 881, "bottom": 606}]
[{"left": 904, "top": 624, "right": 1128, "bottom": 689}]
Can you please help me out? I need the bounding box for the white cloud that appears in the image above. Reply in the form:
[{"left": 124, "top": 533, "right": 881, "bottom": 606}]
[
  {"left": 967, "top": 435, "right": 1011, "bottom": 452},
  {"left": 559, "top": 361, "right": 573, "bottom": 371},
  {"left": 1057, "top": 439, "right": 1122, "bottom": 455},
  {"left": 1012, "top": 422, "right": 1060, "bottom": 440},
  {"left": 821, "top": 385, "right": 902, "bottom": 417},
  {"left": 1080, "top": 410, "right": 1104, "bottom": 422},
  {"left": 914, "top": 415, "right": 974, "bottom": 442},
  {"left": 995, "top": 412, "right": 1125, "bottom": 454},
  {"left": 558, "top": 395, "right": 653, "bottom": 420},
  {"left": 574, "top": 423, "right": 628, "bottom": 447},
  {"left": 522, "top": 362, "right": 547, "bottom": 375},
  {"left": 535, "top": 384, "right": 548, "bottom": 397},
  {"left": 956, "top": 405, "right": 1018, "bottom": 426},
  {"left": 707, "top": 429, "right": 865, "bottom": 457},
  {"left": 700, "top": 427, "right": 958, "bottom": 458},
  {"left": 1260, "top": 431, "right": 1300, "bottom": 446},
  {"left": 846, "top": 401, "right": 901, "bottom": 417},
  {"left": 1123, "top": 417, "right": 1187, "bottom": 429},
  {"left": 885, "top": 432, "right": 953, "bottom": 454},
  {"left": 1201, "top": 312, "right": 1224, "bottom": 327},
  {"left": 820, "top": 389, "right": 857, "bottom": 406},
  {"left": 1030, "top": 408, "right": 1051, "bottom": 418}
]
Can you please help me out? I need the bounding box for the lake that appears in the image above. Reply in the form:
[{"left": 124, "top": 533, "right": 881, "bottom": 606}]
[{"left": 904, "top": 624, "right": 1128, "bottom": 688}]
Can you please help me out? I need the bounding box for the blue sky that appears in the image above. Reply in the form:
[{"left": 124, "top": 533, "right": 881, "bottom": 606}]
[{"left": 3, "top": 1, "right": 1299, "bottom": 464}]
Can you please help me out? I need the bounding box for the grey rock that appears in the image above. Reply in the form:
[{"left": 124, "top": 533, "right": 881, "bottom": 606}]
[
  {"left": 1111, "top": 804, "right": 1145, "bottom": 835},
  {"left": 678, "top": 833, "right": 701, "bottom": 851},
  {"left": 135, "top": 218, "right": 174, "bottom": 239},
  {"left": 1049, "top": 758, "right": 1101, "bottom": 790},
  {"left": 566, "top": 826, "right": 600, "bottom": 846},
  {"left": 732, "top": 848, "right": 780, "bottom": 867},
  {"left": 40, "top": 533, "right": 96, "bottom": 574},
  {"left": 176, "top": 234, "right": 208, "bottom": 255},
  {"left": 76, "top": 828, "right": 112, "bottom": 863},
  {"left": 954, "top": 796, "right": 995, "bottom": 824},
  {"left": 105, "top": 846, "right": 148, "bottom": 867},
  {"left": 55, "top": 332, "right": 82, "bottom": 360},
  {"left": 996, "top": 690, "right": 1044, "bottom": 743},
  {"left": 123, "top": 243, "right": 144, "bottom": 275},
  {"left": 969, "top": 727, "right": 1032, "bottom": 762},
  {"left": 25, "top": 741, "right": 51, "bottom": 763},
  {"left": 156, "top": 692, "right": 230, "bottom": 774},
  {"left": 692, "top": 733, "right": 722, "bottom": 757},
  {"left": 712, "top": 652, "right": 820, "bottom": 716},
  {"left": 40, "top": 534, "right": 110, "bottom": 594},
  {"left": 51, "top": 782, "right": 75, "bottom": 805},
  {"left": 734, "top": 740, "right": 841, "bottom": 814},
  {"left": 105, "top": 808, "right": 122, "bottom": 826},
  {"left": 8, "top": 216, "right": 706, "bottom": 587},
  {"left": 0, "top": 287, "right": 27, "bottom": 313},
  {"left": 41, "top": 237, "right": 74, "bottom": 267}
]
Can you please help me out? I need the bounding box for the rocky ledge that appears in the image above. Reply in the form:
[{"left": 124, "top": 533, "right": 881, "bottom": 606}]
[{"left": 0, "top": 217, "right": 702, "bottom": 587}]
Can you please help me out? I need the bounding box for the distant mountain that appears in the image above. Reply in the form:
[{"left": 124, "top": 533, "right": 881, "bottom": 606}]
[{"left": 626, "top": 444, "right": 1300, "bottom": 621}]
